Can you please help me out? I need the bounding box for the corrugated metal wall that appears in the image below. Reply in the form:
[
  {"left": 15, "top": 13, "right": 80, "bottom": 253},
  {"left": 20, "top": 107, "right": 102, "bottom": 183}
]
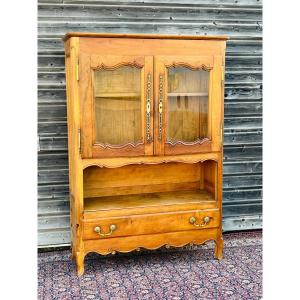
[{"left": 38, "top": 0, "right": 262, "bottom": 247}]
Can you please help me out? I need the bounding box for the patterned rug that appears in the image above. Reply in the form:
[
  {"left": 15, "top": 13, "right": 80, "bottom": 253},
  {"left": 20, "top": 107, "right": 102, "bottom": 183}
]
[{"left": 38, "top": 231, "right": 262, "bottom": 300}]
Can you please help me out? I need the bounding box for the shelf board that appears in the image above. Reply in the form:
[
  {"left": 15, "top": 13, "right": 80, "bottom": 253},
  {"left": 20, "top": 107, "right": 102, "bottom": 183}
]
[
  {"left": 84, "top": 190, "right": 215, "bottom": 213},
  {"left": 168, "top": 92, "right": 208, "bottom": 97},
  {"left": 95, "top": 93, "right": 140, "bottom": 98},
  {"left": 95, "top": 92, "right": 207, "bottom": 98}
]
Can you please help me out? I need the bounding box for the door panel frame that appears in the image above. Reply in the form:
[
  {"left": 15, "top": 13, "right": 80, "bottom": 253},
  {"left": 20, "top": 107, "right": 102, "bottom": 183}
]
[
  {"left": 154, "top": 55, "right": 222, "bottom": 156},
  {"left": 79, "top": 54, "right": 154, "bottom": 158}
]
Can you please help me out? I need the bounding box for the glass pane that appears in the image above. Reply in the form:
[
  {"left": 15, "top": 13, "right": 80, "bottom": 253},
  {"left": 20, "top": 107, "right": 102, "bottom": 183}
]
[
  {"left": 93, "top": 66, "right": 142, "bottom": 145},
  {"left": 167, "top": 67, "right": 209, "bottom": 143}
]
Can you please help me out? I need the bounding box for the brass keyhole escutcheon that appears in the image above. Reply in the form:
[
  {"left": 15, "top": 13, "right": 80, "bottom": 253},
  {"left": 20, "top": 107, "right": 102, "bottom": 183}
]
[{"left": 159, "top": 102, "right": 163, "bottom": 113}]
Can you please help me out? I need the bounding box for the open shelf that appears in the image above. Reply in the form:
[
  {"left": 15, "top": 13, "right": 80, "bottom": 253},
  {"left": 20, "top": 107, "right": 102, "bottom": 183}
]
[
  {"left": 84, "top": 189, "right": 215, "bottom": 212},
  {"left": 83, "top": 160, "right": 219, "bottom": 217},
  {"left": 168, "top": 92, "right": 208, "bottom": 97}
]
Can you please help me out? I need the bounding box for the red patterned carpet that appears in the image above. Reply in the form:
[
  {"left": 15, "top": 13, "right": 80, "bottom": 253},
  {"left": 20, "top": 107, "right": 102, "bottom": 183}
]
[{"left": 38, "top": 231, "right": 262, "bottom": 300}]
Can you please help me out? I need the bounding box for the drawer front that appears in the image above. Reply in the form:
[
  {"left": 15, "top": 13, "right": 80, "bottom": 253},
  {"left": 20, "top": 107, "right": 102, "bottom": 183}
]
[{"left": 83, "top": 209, "right": 220, "bottom": 240}]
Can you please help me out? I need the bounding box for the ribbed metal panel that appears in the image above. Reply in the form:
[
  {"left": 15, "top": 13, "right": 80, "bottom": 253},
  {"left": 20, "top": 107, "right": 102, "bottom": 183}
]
[{"left": 38, "top": 0, "right": 262, "bottom": 247}]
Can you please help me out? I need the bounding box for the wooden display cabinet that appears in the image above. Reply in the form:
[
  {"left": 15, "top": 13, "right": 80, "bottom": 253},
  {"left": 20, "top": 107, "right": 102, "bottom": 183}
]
[{"left": 64, "top": 33, "right": 228, "bottom": 275}]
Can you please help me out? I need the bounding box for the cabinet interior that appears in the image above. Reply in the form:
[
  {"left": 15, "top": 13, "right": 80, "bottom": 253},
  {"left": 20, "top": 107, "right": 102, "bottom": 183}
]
[{"left": 83, "top": 161, "right": 218, "bottom": 212}]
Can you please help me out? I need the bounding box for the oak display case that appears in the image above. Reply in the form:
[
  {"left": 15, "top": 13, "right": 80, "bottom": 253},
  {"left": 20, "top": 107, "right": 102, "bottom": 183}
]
[{"left": 64, "top": 32, "right": 228, "bottom": 275}]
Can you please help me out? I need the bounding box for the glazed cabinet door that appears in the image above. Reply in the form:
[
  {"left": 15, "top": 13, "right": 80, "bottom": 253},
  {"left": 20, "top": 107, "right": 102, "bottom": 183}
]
[
  {"left": 154, "top": 55, "right": 223, "bottom": 156},
  {"left": 80, "top": 55, "right": 154, "bottom": 158}
]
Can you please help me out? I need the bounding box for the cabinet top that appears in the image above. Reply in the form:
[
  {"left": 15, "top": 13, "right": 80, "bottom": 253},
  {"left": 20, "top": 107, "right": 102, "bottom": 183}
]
[{"left": 63, "top": 32, "right": 229, "bottom": 42}]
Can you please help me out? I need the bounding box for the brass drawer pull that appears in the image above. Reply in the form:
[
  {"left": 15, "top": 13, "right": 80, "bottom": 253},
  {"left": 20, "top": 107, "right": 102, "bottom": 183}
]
[
  {"left": 189, "top": 216, "right": 211, "bottom": 227},
  {"left": 94, "top": 224, "right": 117, "bottom": 237}
]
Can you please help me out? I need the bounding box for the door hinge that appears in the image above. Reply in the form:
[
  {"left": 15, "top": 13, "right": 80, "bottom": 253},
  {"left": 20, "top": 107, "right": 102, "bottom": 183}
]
[
  {"left": 220, "top": 126, "right": 223, "bottom": 145},
  {"left": 221, "top": 66, "right": 225, "bottom": 87},
  {"left": 76, "top": 59, "right": 79, "bottom": 81},
  {"left": 78, "top": 128, "right": 81, "bottom": 153}
]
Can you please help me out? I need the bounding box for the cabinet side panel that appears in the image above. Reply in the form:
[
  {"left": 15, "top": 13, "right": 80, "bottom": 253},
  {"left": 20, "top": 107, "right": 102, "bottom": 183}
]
[
  {"left": 218, "top": 45, "right": 225, "bottom": 227},
  {"left": 65, "top": 39, "right": 76, "bottom": 253},
  {"left": 65, "top": 39, "right": 72, "bottom": 191},
  {"left": 203, "top": 161, "right": 218, "bottom": 200},
  {"left": 210, "top": 55, "right": 223, "bottom": 152},
  {"left": 65, "top": 37, "right": 84, "bottom": 255}
]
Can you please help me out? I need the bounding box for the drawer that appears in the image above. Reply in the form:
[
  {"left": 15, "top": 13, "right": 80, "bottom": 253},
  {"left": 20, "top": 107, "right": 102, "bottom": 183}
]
[{"left": 82, "top": 209, "right": 220, "bottom": 240}]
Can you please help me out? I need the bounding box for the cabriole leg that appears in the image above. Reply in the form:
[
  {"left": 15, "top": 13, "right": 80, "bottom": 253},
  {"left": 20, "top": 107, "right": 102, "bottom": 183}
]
[
  {"left": 214, "top": 236, "right": 224, "bottom": 260},
  {"left": 76, "top": 252, "right": 85, "bottom": 276}
]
